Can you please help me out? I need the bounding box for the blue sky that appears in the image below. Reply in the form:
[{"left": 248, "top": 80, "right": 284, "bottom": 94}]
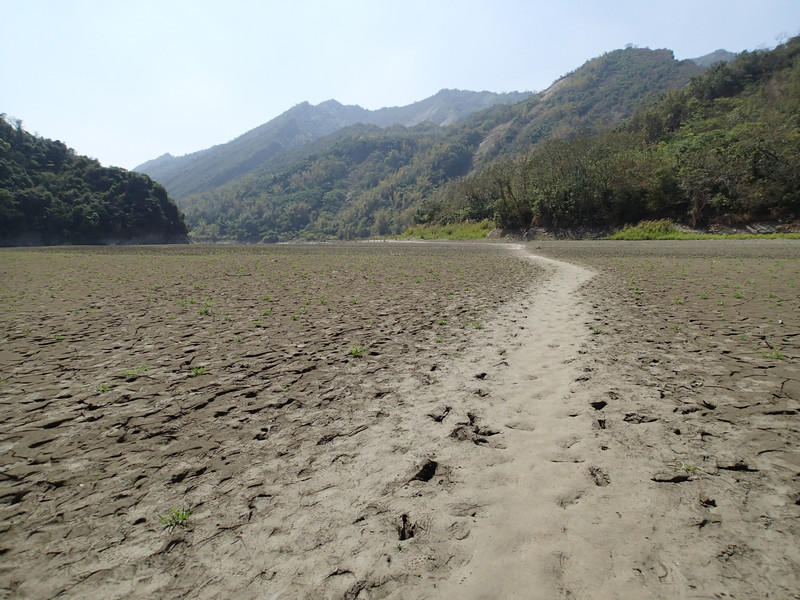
[{"left": 2, "top": 0, "right": 798, "bottom": 169}]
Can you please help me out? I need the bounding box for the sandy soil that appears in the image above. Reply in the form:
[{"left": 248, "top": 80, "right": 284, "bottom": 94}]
[{"left": 1, "top": 240, "right": 798, "bottom": 599}]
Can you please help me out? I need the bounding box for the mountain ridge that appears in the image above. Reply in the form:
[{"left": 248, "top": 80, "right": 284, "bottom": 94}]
[{"left": 134, "top": 89, "right": 532, "bottom": 199}]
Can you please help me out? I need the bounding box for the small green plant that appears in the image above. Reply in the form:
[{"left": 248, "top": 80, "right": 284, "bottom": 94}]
[
  {"left": 591, "top": 327, "right": 605, "bottom": 335},
  {"left": 54, "top": 334, "right": 64, "bottom": 341},
  {"left": 261, "top": 294, "right": 272, "bottom": 301},
  {"left": 159, "top": 507, "right": 191, "bottom": 530},
  {"left": 471, "top": 321, "right": 484, "bottom": 329},
  {"left": 733, "top": 292, "right": 744, "bottom": 299},
  {"left": 716, "top": 300, "right": 726, "bottom": 306},
  {"left": 122, "top": 365, "right": 149, "bottom": 379},
  {"left": 434, "top": 337, "right": 443, "bottom": 343},
  {"left": 350, "top": 344, "right": 366, "bottom": 358},
  {"left": 351, "top": 297, "right": 360, "bottom": 305},
  {"left": 699, "top": 292, "right": 709, "bottom": 299},
  {"left": 761, "top": 351, "right": 786, "bottom": 360},
  {"left": 437, "top": 318, "right": 447, "bottom": 325},
  {"left": 674, "top": 462, "right": 698, "bottom": 474},
  {"left": 673, "top": 298, "right": 684, "bottom": 305},
  {"left": 261, "top": 309, "right": 271, "bottom": 316},
  {"left": 97, "top": 384, "right": 111, "bottom": 393},
  {"left": 198, "top": 301, "right": 213, "bottom": 315},
  {"left": 190, "top": 366, "right": 206, "bottom": 377}
]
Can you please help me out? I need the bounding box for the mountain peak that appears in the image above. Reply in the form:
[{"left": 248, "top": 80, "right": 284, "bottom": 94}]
[
  {"left": 318, "top": 99, "right": 346, "bottom": 108},
  {"left": 690, "top": 49, "right": 736, "bottom": 67},
  {"left": 135, "top": 89, "right": 532, "bottom": 198}
]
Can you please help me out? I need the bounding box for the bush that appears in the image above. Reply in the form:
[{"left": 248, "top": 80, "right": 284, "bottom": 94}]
[{"left": 606, "top": 219, "right": 682, "bottom": 240}]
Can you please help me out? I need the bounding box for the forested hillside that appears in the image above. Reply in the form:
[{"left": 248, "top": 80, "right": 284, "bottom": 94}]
[
  {"left": 0, "top": 116, "right": 188, "bottom": 245},
  {"left": 467, "top": 47, "right": 704, "bottom": 164},
  {"left": 135, "top": 89, "right": 531, "bottom": 201},
  {"left": 428, "top": 37, "right": 800, "bottom": 230},
  {"left": 179, "top": 47, "right": 707, "bottom": 242}
]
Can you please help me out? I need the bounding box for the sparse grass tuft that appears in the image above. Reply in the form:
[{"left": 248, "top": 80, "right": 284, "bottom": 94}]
[
  {"left": 122, "top": 365, "right": 149, "bottom": 379},
  {"left": 159, "top": 507, "right": 191, "bottom": 530},
  {"left": 674, "top": 462, "right": 698, "bottom": 474}
]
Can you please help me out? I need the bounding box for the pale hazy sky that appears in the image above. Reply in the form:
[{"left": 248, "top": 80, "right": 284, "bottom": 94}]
[{"left": 2, "top": 0, "right": 798, "bottom": 170}]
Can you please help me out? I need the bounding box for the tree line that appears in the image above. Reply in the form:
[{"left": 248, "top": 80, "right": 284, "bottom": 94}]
[{"left": 0, "top": 116, "right": 188, "bottom": 245}]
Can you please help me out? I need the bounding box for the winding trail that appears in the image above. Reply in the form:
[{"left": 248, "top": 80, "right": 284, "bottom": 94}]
[{"left": 431, "top": 246, "right": 597, "bottom": 598}]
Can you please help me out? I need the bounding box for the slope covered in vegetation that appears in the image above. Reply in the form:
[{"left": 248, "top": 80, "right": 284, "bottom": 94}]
[
  {"left": 429, "top": 37, "right": 800, "bottom": 230},
  {"left": 0, "top": 116, "right": 188, "bottom": 245},
  {"left": 179, "top": 47, "right": 706, "bottom": 242}
]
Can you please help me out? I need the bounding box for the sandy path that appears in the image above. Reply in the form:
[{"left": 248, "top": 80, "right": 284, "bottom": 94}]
[
  {"left": 430, "top": 248, "right": 598, "bottom": 598},
  {"left": 429, "top": 241, "right": 800, "bottom": 599}
]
